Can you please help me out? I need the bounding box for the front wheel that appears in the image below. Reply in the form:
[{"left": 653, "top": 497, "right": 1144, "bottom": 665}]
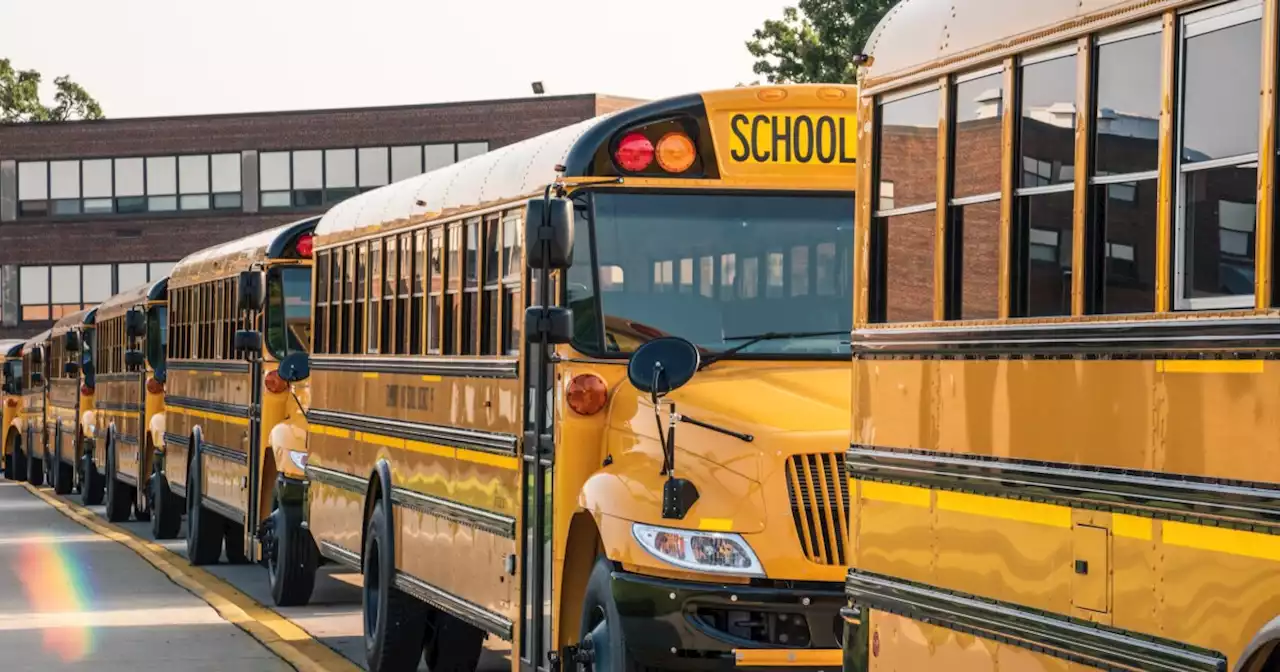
[
  {"left": 52, "top": 433, "right": 73, "bottom": 496},
  {"left": 81, "top": 444, "right": 105, "bottom": 506},
  {"left": 363, "top": 501, "right": 428, "bottom": 672},
  {"left": 150, "top": 460, "right": 182, "bottom": 539},
  {"left": 186, "top": 453, "right": 223, "bottom": 565},
  {"left": 265, "top": 481, "right": 317, "bottom": 606},
  {"left": 105, "top": 439, "right": 131, "bottom": 522},
  {"left": 26, "top": 441, "right": 43, "bottom": 487},
  {"left": 423, "top": 611, "right": 484, "bottom": 672},
  {"left": 578, "top": 556, "right": 640, "bottom": 672}
]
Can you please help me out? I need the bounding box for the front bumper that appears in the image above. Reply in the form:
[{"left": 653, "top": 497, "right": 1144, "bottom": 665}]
[{"left": 611, "top": 568, "right": 844, "bottom": 671}]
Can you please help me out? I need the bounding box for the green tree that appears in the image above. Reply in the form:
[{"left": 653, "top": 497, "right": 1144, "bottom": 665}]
[
  {"left": 0, "top": 59, "right": 104, "bottom": 123},
  {"left": 747, "top": 0, "right": 894, "bottom": 84}
]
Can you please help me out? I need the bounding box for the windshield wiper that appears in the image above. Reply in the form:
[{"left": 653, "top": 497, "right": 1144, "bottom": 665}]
[{"left": 697, "top": 330, "right": 849, "bottom": 370}]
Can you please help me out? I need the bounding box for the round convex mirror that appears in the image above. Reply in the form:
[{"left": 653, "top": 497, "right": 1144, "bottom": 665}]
[{"left": 627, "top": 337, "right": 700, "bottom": 398}]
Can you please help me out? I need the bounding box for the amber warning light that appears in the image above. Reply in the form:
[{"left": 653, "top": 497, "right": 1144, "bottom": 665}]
[{"left": 566, "top": 373, "right": 608, "bottom": 415}]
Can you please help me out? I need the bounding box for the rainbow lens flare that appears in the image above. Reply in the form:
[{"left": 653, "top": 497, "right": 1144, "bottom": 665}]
[{"left": 16, "top": 535, "right": 96, "bottom": 662}]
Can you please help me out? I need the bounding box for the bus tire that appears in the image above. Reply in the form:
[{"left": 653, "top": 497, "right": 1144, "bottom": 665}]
[
  {"left": 105, "top": 438, "right": 131, "bottom": 522},
  {"left": 363, "top": 501, "right": 428, "bottom": 672},
  {"left": 80, "top": 443, "right": 105, "bottom": 505},
  {"left": 150, "top": 461, "right": 181, "bottom": 539},
  {"left": 13, "top": 437, "right": 27, "bottom": 483},
  {"left": 52, "top": 430, "right": 73, "bottom": 495},
  {"left": 579, "top": 555, "right": 641, "bottom": 672},
  {"left": 267, "top": 481, "right": 317, "bottom": 607},
  {"left": 186, "top": 452, "right": 222, "bottom": 565},
  {"left": 224, "top": 522, "right": 249, "bottom": 564},
  {"left": 27, "top": 436, "right": 43, "bottom": 487},
  {"left": 423, "top": 611, "right": 484, "bottom": 672}
]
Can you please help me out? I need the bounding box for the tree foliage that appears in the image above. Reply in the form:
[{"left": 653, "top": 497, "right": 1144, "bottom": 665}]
[
  {"left": 0, "top": 59, "right": 104, "bottom": 123},
  {"left": 746, "top": 0, "right": 894, "bottom": 84}
]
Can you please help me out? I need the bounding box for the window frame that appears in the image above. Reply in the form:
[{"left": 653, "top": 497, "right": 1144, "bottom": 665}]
[{"left": 1173, "top": 0, "right": 1263, "bottom": 310}]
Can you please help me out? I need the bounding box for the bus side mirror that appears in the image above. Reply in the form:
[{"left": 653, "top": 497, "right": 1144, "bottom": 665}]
[
  {"left": 277, "top": 352, "right": 311, "bottom": 383},
  {"left": 524, "top": 307, "right": 573, "bottom": 345},
  {"left": 526, "top": 197, "right": 574, "bottom": 270},
  {"left": 65, "top": 332, "right": 81, "bottom": 353},
  {"left": 64, "top": 362, "right": 80, "bottom": 376},
  {"left": 30, "top": 372, "right": 44, "bottom": 386},
  {"left": 125, "top": 308, "right": 147, "bottom": 339},
  {"left": 125, "top": 350, "right": 145, "bottom": 371},
  {"left": 627, "top": 337, "right": 700, "bottom": 400},
  {"left": 235, "top": 330, "right": 263, "bottom": 354},
  {"left": 238, "top": 271, "right": 265, "bottom": 313}
]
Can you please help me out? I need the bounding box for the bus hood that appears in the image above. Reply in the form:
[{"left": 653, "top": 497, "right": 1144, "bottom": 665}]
[{"left": 604, "top": 363, "right": 851, "bottom": 485}]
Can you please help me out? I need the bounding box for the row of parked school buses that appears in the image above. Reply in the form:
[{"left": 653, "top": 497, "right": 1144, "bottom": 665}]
[{"left": 7, "top": 1, "right": 1280, "bottom": 670}]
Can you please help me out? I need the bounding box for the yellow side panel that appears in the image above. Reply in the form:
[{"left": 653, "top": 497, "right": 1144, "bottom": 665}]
[{"left": 868, "top": 611, "right": 1101, "bottom": 672}]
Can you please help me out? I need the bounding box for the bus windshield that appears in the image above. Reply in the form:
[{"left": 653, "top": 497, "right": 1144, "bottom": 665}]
[
  {"left": 147, "top": 305, "right": 167, "bottom": 373},
  {"left": 569, "top": 191, "right": 854, "bottom": 357},
  {"left": 267, "top": 267, "right": 312, "bottom": 359}
]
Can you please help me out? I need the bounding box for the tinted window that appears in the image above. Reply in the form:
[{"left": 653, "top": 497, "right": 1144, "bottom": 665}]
[
  {"left": 572, "top": 192, "right": 853, "bottom": 356},
  {"left": 267, "top": 267, "right": 312, "bottom": 358},
  {"left": 953, "top": 72, "right": 1004, "bottom": 198},
  {"left": 879, "top": 88, "right": 939, "bottom": 210},
  {"left": 1020, "top": 53, "right": 1077, "bottom": 188},
  {"left": 1095, "top": 31, "right": 1162, "bottom": 175}
]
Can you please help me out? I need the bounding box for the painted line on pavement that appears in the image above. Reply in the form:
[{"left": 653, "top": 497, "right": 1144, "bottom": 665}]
[{"left": 22, "top": 483, "right": 361, "bottom": 672}]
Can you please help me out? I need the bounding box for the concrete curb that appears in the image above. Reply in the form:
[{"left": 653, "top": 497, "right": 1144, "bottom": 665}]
[{"left": 22, "top": 482, "right": 362, "bottom": 672}]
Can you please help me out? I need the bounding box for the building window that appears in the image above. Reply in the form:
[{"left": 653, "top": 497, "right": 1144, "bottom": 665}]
[
  {"left": 1176, "top": 0, "right": 1261, "bottom": 309},
  {"left": 17, "top": 262, "right": 176, "bottom": 324},
  {"left": 259, "top": 143, "right": 487, "bottom": 209},
  {"left": 16, "top": 154, "right": 241, "bottom": 217}
]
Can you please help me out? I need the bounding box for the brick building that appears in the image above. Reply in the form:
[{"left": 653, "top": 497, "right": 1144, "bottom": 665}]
[{"left": 0, "top": 93, "right": 640, "bottom": 339}]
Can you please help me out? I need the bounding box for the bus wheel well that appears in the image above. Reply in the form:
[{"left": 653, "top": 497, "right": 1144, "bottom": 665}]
[{"left": 558, "top": 511, "right": 603, "bottom": 648}]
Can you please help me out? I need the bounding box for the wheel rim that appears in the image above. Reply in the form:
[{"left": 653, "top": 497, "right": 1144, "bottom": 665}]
[
  {"left": 265, "top": 496, "right": 281, "bottom": 582},
  {"left": 363, "top": 539, "right": 381, "bottom": 638},
  {"left": 584, "top": 606, "right": 611, "bottom": 668}
]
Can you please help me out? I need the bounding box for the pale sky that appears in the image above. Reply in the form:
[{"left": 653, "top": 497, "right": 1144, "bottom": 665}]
[{"left": 0, "top": 0, "right": 794, "bottom": 119}]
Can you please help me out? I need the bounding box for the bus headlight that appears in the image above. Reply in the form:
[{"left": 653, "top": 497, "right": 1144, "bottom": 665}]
[
  {"left": 632, "top": 523, "right": 764, "bottom": 577},
  {"left": 288, "top": 450, "right": 308, "bottom": 472}
]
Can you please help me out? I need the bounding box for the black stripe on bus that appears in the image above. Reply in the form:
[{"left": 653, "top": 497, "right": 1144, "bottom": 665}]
[
  {"left": 96, "top": 401, "right": 144, "bottom": 413},
  {"left": 846, "top": 570, "right": 1226, "bottom": 672},
  {"left": 310, "top": 356, "right": 519, "bottom": 380},
  {"left": 306, "top": 464, "right": 516, "bottom": 539},
  {"left": 115, "top": 433, "right": 139, "bottom": 447},
  {"left": 96, "top": 372, "right": 142, "bottom": 383},
  {"left": 164, "top": 432, "right": 189, "bottom": 449},
  {"left": 847, "top": 445, "right": 1280, "bottom": 532},
  {"left": 168, "top": 360, "right": 252, "bottom": 374},
  {"left": 852, "top": 315, "right": 1280, "bottom": 357},
  {"left": 200, "top": 442, "right": 248, "bottom": 465},
  {"left": 201, "top": 494, "right": 242, "bottom": 522},
  {"left": 166, "top": 396, "right": 252, "bottom": 419},
  {"left": 396, "top": 571, "right": 514, "bottom": 642},
  {"left": 307, "top": 408, "right": 518, "bottom": 457}
]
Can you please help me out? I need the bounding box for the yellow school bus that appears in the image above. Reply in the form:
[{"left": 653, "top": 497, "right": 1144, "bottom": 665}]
[
  {"left": 46, "top": 308, "right": 96, "bottom": 496},
  {"left": 90, "top": 277, "right": 169, "bottom": 523},
  {"left": 161, "top": 216, "right": 320, "bottom": 606},
  {"left": 1, "top": 340, "right": 25, "bottom": 479},
  {"left": 14, "top": 331, "right": 51, "bottom": 486},
  {"left": 303, "top": 85, "right": 857, "bottom": 671},
  {"left": 842, "top": 1, "right": 1280, "bottom": 670}
]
